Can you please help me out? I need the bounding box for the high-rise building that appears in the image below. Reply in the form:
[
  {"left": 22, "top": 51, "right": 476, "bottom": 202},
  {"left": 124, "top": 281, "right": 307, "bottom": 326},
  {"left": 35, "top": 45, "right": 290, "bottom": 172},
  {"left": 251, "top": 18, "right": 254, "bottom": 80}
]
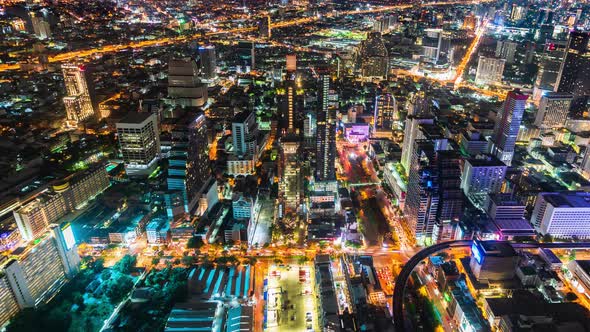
[
  {"left": 315, "top": 70, "right": 336, "bottom": 181},
  {"left": 488, "top": 90, "right": 528, "bottom": 166},
  {"left": 167, "top": 58, "right": 208, "bottom": 107},
  {"left": 485, "top": 193, "right": 526, "bottom": 221},
  {"left": 13, "top": 166, "right": 109, "bottom": 241},
  {"left": 236, "top": 41, "right": 255, "bottom": 72},
  {"left": 422, "top": 28, "right": 443, "bottom": 63},
  {"left": 30, "top": 13, "right": 51, "bottom": 39},
  {"left": 533, "top": 40, "right": 567, "bottom": 104},
  {"left": 531, "top": 191, "right": 590, "bottom": 239},
  {"left": 359, "top": 32, "right": 388, "bottom": 78},
  {"left": 198, "top": 45, "right": 217, "bottom": 80},
  {"left": 461, "top": 155, "right": 507, "bottom": 207},
  {"left": 50, "top": 224, "right": 80, "bottom": 277},
  {"left": 0, "top": 226, "right": 81, "bottom": 326},
  {"left": 116, "top": 112, "right": 161, "bottom": 177},
  {"left": 62, "top": 64, "right": 97, "bottom": 127},
  {"left": 232, "top": 111, "right": 259, "bottom": 158},
  {"left": 404, "top": 141, "right": 463, "bottom": 244},
  {"left": 373, "top": 93, "right": 397, "bottom": 138},
  {"left": 555, "top": 31, "right": 590, "bottom": 111},
  {"left": 258, "top": 16, "right": 271, "bottom": 38},
  {"left": 534, "top": 92, "right": 573, "bottom": 129},
  {"left": 475, "top": 56, "right": 505, "bottom": 85},
  {"left": 495, "top": 40, "right": 517, "bottom": 64},
  {"left": 400, "top": 117, "right": 434, "bottom": 176},
  {"left": 167, "top": 114, "right": 210, "bottom": 215},
  {"left": 283, "top": 55, "right": 298, "bottom": 134}
]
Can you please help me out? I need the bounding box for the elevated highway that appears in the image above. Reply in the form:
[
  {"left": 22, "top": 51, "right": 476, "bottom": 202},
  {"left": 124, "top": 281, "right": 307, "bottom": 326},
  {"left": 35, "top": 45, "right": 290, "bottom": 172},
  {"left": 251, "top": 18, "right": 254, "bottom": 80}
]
[{"left": 392, "top": 240, "right": 590, "bottom": 331}]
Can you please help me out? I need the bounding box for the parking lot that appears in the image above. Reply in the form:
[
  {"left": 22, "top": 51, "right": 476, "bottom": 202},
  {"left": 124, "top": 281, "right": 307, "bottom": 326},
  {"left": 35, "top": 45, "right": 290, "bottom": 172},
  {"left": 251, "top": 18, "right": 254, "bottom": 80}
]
[{"left": 266, "top": 263, "right": 320, "bottom": 332}]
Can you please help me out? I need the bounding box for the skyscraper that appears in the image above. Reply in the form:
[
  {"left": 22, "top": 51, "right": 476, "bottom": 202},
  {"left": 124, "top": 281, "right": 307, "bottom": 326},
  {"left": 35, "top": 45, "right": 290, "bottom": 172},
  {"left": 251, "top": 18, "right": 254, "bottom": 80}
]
[
  {"left": 461, "top": 155, "right": 507, "bottom": 207},
  {"left": 489, "top": 90, "right": 528, "bottom": 166},
  {"left": 359, "top": 32, "right": 388, "bottom": 78},
  {"left": 475, "top": 56, "right": 505, "bottom": 85},
  {"left": 116, "top": 112, "right": 161, "bottom": 177},
  {"left": 555, "top": 31, "right": 590, "bottom": 111},
  {"left": 404, "top": 141, "right": 462, "bottom": 244},
  {"left": 198, "top": 45, "right": 217, "bottom": 80},
  {"left": 236, "top": 41, "right": 255, "bottom": 72},
  {"left": 315, "top": 69, "right": 336, "bottom": 181},
  {"left": 30, "top": 13, "right": 51, "bottom": 39},
  {"left": 232, "top": 110, "right": 259, "bottom": 158},
  {"left": 62, "top": 64, "right": 97, "bottom": 127},
  {"left": 533, "top": 40, "right": 567, "bottom": 104},
  {"left": 283, "top": 55, "right": 297, "bottom": 134},
  {"left": 167, "top": 114, "right": 210, "bottom": 215},
  {"left": 186, "top": 114, "right": 210, "bottom": 213},
  {"left": 495, "top": 40, "right": 517, "bottom": 64},
  {"left": 167, "top": 58, "right": 208, "bottom": 107},
  {"left": 259, "top": 16, "right": 271, "bottom": 38},
  {"left": 534, "top": 92, "right": 573, "bottom": 129},
  {"left": 373, "top": 93, "right": 397, "bottom": 138},
  {"left": 422, "top": 28, "right": 443, "bottom": 63},
  {"left": 400, "top": 117, "right": 434, "bottom": 176}
]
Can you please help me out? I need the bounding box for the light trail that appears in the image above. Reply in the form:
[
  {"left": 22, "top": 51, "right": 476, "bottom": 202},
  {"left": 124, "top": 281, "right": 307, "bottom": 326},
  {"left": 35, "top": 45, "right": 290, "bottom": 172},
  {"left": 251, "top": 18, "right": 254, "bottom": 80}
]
[{"left": 0, "top": 0, "right": 490, "bottom": 74}]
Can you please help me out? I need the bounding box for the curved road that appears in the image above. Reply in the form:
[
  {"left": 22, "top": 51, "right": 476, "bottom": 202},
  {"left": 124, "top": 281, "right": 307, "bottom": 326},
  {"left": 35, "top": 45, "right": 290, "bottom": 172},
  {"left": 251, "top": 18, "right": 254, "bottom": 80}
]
[{"left": 392, "top": 240, "right": 590, "bottom": 331}]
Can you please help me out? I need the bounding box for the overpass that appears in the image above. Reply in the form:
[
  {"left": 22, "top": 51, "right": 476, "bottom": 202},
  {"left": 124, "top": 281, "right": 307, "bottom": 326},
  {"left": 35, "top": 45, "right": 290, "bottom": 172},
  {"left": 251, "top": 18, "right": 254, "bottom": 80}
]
[{"left": 392, "top": 240, "right": 590, "bottom": 331}]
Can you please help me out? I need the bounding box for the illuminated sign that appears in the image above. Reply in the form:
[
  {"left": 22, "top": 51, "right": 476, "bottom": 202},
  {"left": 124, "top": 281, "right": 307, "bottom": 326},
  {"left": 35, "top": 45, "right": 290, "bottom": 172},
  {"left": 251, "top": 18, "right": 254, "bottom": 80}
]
[
  {"left": 62, "top": 225, "right": 76, "bottom": 250},
  {"left": 471, "top": 242, "right": 483, "bottom": 264}
]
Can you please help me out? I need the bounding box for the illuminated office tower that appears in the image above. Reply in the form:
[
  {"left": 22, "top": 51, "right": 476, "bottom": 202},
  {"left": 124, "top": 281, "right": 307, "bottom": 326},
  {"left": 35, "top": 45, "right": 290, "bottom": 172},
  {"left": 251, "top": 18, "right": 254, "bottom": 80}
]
[
  {"left": 495, "top": 40, "right": 517, "bottom": 64},
  {"left": 532, "top": 40, "right": 567, "bottom": 104},
  {"left": 373, "top": 93, "right": 397, "bottom": 138},
  {"left": 283, "top": 55, "right": 297, "bottom": 134},
  {"left": 232, "top": 110, "right": 259, "bottom": 159},
  {"left": 168, "top": 114, "right": 210, "bottom": 215},
  {"left": 360, "top": 32, "right": 388, "bottom": 78},
  {"left": 488, "top": 90, "right": 528, "bottom": 166},
  {"left": 30, "top": 13, "right": 50, "bottom": 39},
  {"left": 404, "top": 141, "right": 462, "bottom": 244},
  {"left": 116, "top": 112, "right": 161, "bottom": 177},
  {"left": 534, "top": 92, "right": 573, "bottom": 129},
  {"left": 281, "top": 139, "right": 302, "bottom": 209},
  {"left": 62, "top": 64, "right": 97, "bottom": 127},
  {"left": 316, "top": 70, "right": 336, "bottom": 181},
  {"left": 259, "top": 16, "right": 271, "bottom": 38},
  {"left": 167, "top": 58, "right": 208, "bottom": 107},
  {"left": 475, "top": 56, "right": 505, "bottom": 85},
  {"left": 400, "top": 117, "right": 434, "bottom": 176},
  {"left": 198, "top": 45, "right": 217, "bottom": 80},
  {"left": 555, "top": 31, "right": 590, "bottom": 111},
  {"left": 236, "top": 41, "right": 255, "bottom": 72}
]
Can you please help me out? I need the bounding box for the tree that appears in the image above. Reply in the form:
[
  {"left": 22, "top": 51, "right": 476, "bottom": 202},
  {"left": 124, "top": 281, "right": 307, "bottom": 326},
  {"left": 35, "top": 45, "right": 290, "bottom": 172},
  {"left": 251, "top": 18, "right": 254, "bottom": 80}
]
[
  {"left": 187, "top": 236, "right": 204, "bottom": 249},
  {"left": 182, "top": 255, "right": 195, "bottom": 266},
  {"left": 105, "top": 274, "right": 133, "bottom": 304},
  {"left": 152, "top": 257, "right": 160, "bottom": 265},
  {"left": 113, "top": 254, "right": 137, "bottom": 274}
]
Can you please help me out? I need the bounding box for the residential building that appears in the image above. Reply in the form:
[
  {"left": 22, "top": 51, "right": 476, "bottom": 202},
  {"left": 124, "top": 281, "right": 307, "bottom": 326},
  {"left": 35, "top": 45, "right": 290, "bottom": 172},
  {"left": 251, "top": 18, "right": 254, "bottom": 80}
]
[
  {"left": 534, "top": 92, "right": 573, "bottom": 129},
  {"left": 475, "top": 56, "right": 505, "bottom": 85}
]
